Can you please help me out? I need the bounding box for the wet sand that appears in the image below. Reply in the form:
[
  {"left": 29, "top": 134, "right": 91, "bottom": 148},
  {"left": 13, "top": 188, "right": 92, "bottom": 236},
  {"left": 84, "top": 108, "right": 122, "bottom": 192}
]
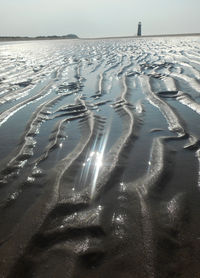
[{"left": 0, "top": 37, "right": 200, "bottom": 277}]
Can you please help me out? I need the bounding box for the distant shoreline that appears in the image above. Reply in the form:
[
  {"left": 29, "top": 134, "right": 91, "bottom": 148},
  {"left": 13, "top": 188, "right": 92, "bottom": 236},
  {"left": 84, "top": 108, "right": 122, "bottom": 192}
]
[
  {"left": 84, "top": 33, "right": 200, "bottom": 40},
  {"left": 0, "top": 33, "right": 200, "bottom": 42},
  {"left": 0, "top": 34, "right": 79, "bottom": 42}
]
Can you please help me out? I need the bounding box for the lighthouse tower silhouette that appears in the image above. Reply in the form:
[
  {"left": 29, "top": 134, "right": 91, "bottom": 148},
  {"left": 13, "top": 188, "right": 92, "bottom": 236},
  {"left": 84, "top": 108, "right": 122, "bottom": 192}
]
[{"left": 137, "top": 22, "right": 142, "bottom": 36}]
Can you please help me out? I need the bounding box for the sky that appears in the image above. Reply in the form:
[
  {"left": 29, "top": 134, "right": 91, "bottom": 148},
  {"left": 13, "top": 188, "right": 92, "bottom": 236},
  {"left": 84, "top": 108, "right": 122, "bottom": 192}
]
[{"left": 1, "top": 0, "right": 200, "bottom": 38}]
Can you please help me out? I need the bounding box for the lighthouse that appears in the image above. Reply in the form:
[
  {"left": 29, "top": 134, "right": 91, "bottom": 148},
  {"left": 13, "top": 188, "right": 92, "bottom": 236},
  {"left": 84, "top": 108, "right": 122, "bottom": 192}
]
[{"left": 137, "top": 22, "right": 142, "bottom": 36}]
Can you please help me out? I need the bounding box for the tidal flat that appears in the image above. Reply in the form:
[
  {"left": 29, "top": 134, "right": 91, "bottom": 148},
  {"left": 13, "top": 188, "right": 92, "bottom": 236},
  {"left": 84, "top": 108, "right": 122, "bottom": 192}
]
[{"left": 0, "top": 37, "right": 200, "bottom": 277}]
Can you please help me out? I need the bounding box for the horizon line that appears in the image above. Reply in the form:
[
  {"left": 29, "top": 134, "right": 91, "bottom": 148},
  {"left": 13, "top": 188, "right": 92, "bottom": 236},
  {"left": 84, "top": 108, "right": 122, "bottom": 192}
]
[{"left": 0, "top": 32, "right": 200, "bottom": 42}]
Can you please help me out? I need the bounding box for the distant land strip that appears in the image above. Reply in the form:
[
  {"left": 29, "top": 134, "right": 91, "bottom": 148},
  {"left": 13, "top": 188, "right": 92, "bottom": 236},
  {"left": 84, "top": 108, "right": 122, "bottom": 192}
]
[{"left": 0, "top": 34, "right": 79, "bottom": 41}]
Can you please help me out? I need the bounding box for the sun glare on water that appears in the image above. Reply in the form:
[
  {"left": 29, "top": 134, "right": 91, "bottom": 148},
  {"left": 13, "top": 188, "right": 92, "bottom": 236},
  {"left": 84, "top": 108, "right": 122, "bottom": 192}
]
[{"left": 77, "top": 127, "right": 110, "bottom": 199}]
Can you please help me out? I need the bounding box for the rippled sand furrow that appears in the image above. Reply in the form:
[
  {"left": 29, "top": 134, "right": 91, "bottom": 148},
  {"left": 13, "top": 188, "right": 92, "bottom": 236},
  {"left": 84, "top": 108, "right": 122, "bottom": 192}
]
[
  {"left": 196, "top": 149, "right": 200, "bottom": 189},
  {"left": 0, "top": 90, "right": 73, "bottom": 183},
  {"left": 0, "top": 81, "right": 54, "bottom": 127},
  {"left": 0, "top": 110, "right": 96, "bottom": 278},
  {"left": 34, "top": 101, "right": 88, "bottom": 166},
  {"left": 140, "top": 75, "right": 185, "bottom": 136},
  {"left": 55, "top": 103, "right": 96, "bottom": 198},
  {"left": 176, "top": 91, "right": 200, "bottom": 114},
  {"left": 135, "top": 188, "right": 155, "bottom": 278},
  {"left": 93, "top": 76, "right": 137, "bottom": 199},
  {"left": 171, "top": 72, "right": 200, "bottom": 94}
]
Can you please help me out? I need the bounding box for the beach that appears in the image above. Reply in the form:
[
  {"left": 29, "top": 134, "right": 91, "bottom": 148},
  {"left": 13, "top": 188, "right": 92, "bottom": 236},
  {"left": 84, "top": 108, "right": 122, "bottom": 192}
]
[{"left": 0, "top": 37, "right": 200, "bottom": 277}]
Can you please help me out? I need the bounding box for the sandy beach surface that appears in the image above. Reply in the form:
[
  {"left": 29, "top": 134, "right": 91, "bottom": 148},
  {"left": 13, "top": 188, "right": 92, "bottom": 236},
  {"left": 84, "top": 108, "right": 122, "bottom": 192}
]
[{"left": 0, "top": 37, "right": 200, "bottom": 277}]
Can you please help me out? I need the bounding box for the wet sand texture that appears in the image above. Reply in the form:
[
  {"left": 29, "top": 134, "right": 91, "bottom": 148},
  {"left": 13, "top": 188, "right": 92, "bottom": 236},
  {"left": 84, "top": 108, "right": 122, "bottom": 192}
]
[{"left": 0, "top": 37, "right": 200, "bottom": 277}]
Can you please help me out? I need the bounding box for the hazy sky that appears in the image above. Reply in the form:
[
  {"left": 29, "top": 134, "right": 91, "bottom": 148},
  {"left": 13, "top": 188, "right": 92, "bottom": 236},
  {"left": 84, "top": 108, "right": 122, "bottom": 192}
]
[{"left": 1, "top": 0, "right": 200, "bottom": 37}]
